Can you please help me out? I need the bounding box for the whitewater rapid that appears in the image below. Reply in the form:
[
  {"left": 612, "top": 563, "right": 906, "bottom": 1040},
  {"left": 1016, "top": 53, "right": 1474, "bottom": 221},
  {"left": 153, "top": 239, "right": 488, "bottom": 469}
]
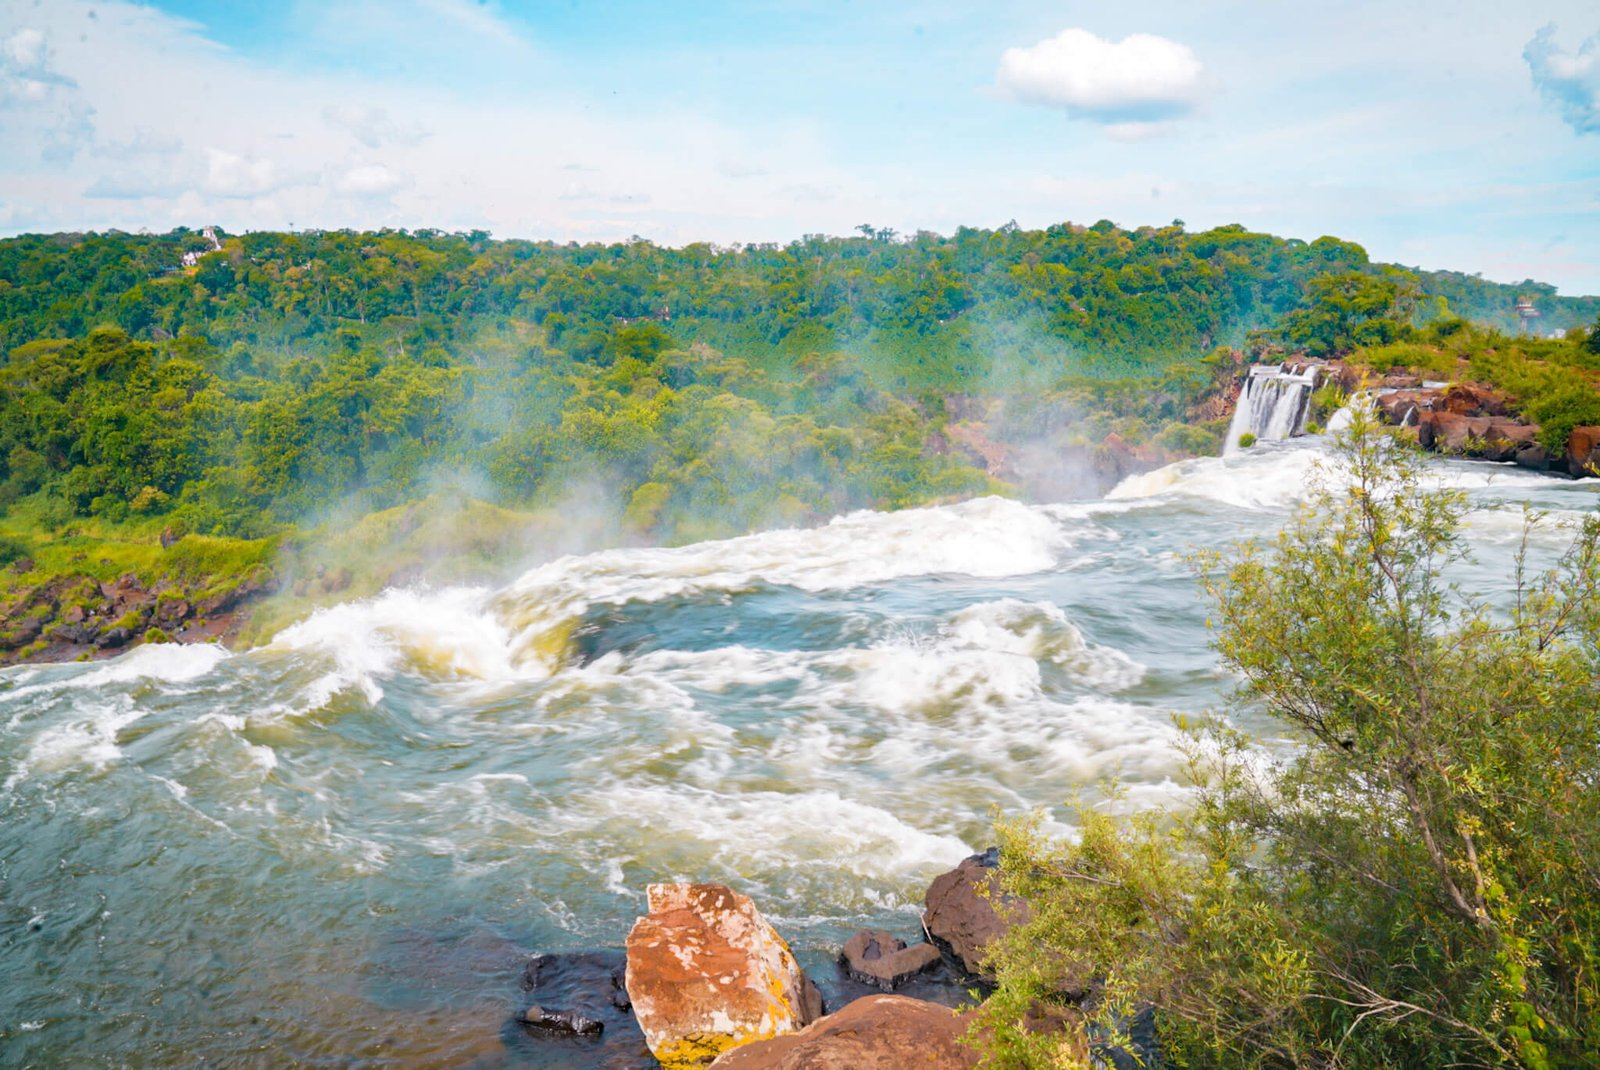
[{"left": 2, "top": 435, "right": 1594, "bottom": 1065}]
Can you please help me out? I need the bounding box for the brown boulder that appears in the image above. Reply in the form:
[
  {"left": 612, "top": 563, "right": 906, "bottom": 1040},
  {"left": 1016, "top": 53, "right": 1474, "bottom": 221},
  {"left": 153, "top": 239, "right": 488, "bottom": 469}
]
[
  {"left": 1375, "top": 388, "right": 1442, "bottom": 425},
  {"left": 1441, "top": 382, "right": 1508, "bottom": 417},
  {"left": 1380, "top": 372, "right": 1422, "bottom": 389},
  {"left": 922, "top": 848, "right": 1028, "bottom": 982},
  {"left": 1566, "top": 426, "right": 1600, "bottom": 476},
  {"left": 1479, "top": 420, "right": 1539, "bottom": 462},
  {"left": 1417, "top": 412, "right": 1492, "bottom": 453},
  {"left": 839, "top": 931, "right": 942, "bottom": 991},
  {"left": 708, "top": 995, "right": 977, "bottom": 1070},
  {"left": 625, "top": 883, "right": 823, "bottom": 1069}
]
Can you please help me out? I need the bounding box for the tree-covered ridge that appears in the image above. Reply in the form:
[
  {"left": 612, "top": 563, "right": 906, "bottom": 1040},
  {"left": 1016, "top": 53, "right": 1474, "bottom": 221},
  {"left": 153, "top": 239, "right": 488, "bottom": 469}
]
[{"left": 0, "top": 221, "right": 1594, "bottom": 552}]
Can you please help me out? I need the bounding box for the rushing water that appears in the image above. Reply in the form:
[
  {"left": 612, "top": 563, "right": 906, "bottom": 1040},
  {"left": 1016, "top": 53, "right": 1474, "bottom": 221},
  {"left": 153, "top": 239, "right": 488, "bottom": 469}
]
[{"left": 2, "top": 434, "right": 1595, "bottom": 1067}]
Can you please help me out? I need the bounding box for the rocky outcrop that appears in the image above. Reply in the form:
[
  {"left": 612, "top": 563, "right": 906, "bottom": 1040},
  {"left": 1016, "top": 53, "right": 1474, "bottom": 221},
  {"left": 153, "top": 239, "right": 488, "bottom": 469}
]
[
  {"left": 1566, "top": 426, "right": 1600, "bottom": 476},
  {"left": 922, "top": 847, "right": 1028, "bottom": 983},
  {"left": 625, "top": 883, "right": 823, "bottom": 1069},
  {"left": 707, "top": 994, "right": 977, "bottom": 1070},
  {"left": 1441, "top": 382, "right": 1509, "bottom": 417},
  {"left": 839, "top": 930, "right": 942, "bottom": 991},
  {"left": 514, "top": 949, "right": 654, "bottom": 1064}
]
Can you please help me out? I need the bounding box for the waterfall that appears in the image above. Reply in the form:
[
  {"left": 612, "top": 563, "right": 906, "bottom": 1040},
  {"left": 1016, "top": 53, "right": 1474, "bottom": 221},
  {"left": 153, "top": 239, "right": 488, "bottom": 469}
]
[{"left": 1224, "top": 364, "right": 1320, "bottom": 454}]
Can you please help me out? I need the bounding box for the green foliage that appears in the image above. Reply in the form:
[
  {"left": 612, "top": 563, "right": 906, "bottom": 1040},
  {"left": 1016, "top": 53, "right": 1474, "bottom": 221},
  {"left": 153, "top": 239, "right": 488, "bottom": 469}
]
[
  {"left": 1237, "top": 432, "right": 1257, "bottom": 449},
  {"left": 0, "top": 531, "right": 29, "bottom": 565},
  {"left": 1278, "top": 270, "right": 1420, "bottom": 357},
  {"left": 978, "top": 416, "right": 1600, "bottom": 1068}
]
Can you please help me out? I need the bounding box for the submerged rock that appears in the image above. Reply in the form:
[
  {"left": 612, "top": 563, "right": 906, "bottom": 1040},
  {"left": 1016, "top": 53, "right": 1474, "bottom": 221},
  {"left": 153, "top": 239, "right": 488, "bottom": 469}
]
[
  {"left": 707, "top": 994, "right": 977, "bottom": 1069},
  {"left": 625, "top": 882, "right": 823, "bottom": 1069},
  {"left": 515, "top": 949, "right": 653, "bottom": 1066},
  {"left": 839, "top": 930, "right": 942, "bottom": 991},
  {"left": 516, "top": 1003, "right": 604, "bottom": 1036},
  {"left": 922, "top": 847, "right": 1028, "bottom": 983}
]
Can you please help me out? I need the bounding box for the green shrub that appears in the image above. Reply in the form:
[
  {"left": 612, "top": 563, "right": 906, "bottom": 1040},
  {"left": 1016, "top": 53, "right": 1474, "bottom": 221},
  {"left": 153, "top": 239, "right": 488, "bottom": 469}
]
[
  {"left": 0, "top": 533, "right": 30, "bottom": 565},
  {"left": 976, "top": 415, "right": 1600, "bottom": 1068},
  {"left": 1236, "top": 432, "right": 1257, "bottom": 449}
]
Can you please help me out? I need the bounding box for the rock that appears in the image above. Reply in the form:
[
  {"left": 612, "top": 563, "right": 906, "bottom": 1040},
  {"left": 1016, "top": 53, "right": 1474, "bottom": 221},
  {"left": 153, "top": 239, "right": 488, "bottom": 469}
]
[
  {"left": 922, "top": 848, "right": 1029, "bottom": 982},
  {"left": 518, "top": 949, "right": 654, "bottom": 1066},
  {"left": 839, "top": 931, "right": 943, "bottom": 991},
  {"left": 63, "top": 604, "right": 87, "bottom": 624},
  {"left": 1374, "top": 388, "right": 1442, "bottom": 425},
  {"left": 1479, "top": 420, "right": 1539, "bottom": 462},
  {"left": 707, "top": 994, "right": 977, "bottom": 1070},
  {"left": 1441, "top": 383, "right": 1508, "bottom": 417},
  {"left": 516, "top": 1003, "right": 604, "bottom": 1036},
  {"left": 159, "top": 527, "right": 180, "bottom": 549},
  {"left": 96, "top": 627, "right": 133, "bottom": 649},
  {"left": 1516, "top": 445, "right": 1553, "bottom": 472},
  {"left": 154, "top": 598, "right": 191, "bottom": 625},
  {"left": 1566, "top": 426, "right": 1600, "bottom": 476},
  {"left": 1380, "top": 372, "right": 1422, "bottom": 389},
  {"left": 1416, "top": 412, "right": 1492, "bottom": 453},
  {"left": 625, "top": 883, "right": 823, "bottom": 1069},
  {"left": 10, "top": 557, "right": 33, "bottom": 574}
]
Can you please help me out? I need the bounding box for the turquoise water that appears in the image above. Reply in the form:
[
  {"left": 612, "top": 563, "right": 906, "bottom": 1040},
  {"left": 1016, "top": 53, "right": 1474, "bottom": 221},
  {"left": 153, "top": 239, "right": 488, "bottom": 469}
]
[{"left": 3, "top": 438, "right": 1594, "bottom": 1067}]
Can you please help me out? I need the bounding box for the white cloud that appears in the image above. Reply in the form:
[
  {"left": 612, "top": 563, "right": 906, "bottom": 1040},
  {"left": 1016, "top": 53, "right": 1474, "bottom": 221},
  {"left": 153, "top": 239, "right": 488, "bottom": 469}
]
[
  {"left": 203, "top": 149, "right": 288, "bottom": 198},
  {"left": 1525, "top": 24, "right": 1600, "bottom": 135},
  {"left": 997, "top": 28, "right": 1203, "bottom": 125},
  {"left": 334, "top": 163, "right": 405, "bottom": 198},
  {"left": 323, "top": 103, "right": 429, "bottom": 149},
  {"left": 3, "top": 27, "right": 45, "bottom": 70}
]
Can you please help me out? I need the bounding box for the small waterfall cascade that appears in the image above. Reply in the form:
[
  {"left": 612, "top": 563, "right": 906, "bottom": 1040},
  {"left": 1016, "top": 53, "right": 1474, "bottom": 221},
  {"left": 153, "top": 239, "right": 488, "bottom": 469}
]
[{"left": 1225, "top": 364, "right": 1320, "bottom": 454}]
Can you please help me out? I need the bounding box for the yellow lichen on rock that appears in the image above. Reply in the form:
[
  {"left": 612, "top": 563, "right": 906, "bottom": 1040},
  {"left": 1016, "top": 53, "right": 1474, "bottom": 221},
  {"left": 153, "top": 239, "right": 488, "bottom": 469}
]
[{"left": 624, "top": 882, "right": 822, "bottom": 1067}]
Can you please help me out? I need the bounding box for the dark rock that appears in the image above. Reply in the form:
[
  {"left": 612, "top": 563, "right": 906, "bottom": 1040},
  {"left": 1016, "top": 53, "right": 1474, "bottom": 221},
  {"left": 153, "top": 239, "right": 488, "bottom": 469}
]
[
  {"left": 517, "top": 949, "right": 653, "bottom": 1067},
  {"left": 154, "top": 598, "right": 191, "bottom": 625},
  {"left": 10, "top": 557, "right": 33, "bottom": 574},
  {"left": 517, "top": 1003, "right": 604, "bottom": 1037},
  {"left": 1380, "top": 372, "right": 1422, "bottom": 389},
  {"left": 1516, "top": 445, "right": 1553, "bottom": 471},
  {"left": 839, "top": 931, "right": 942, "bottom": 991},
  {"left": 708, "top": 994, "right": 978, "bottom": 1069},
  {"left": 97, "top": 627, "right": 133, "bottom": 649},
  {"left": 159, "top": 527, "right": 180, "bottom": 549},
  {"left": 922, "top": 847, "right": 1029, "bottom": 983},
  {"left": 63, "top": 604, "right": 87, "bottom": 624}
]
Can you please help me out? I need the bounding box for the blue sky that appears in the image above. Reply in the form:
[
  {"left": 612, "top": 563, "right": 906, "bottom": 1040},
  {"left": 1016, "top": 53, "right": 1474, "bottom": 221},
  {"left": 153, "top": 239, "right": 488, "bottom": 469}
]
[{"left": 2, "top": 0, "right": 1598, "bottom": 292}]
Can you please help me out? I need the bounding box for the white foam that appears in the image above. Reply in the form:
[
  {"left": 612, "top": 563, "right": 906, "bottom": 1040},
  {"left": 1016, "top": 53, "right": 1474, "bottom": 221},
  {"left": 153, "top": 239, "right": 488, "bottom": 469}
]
[
  {"left": 1108, "top": 448, "right": 1324, "bottom": 510},
  {"left": 5, "top": 698, "right": 145, "bottom": 788},
  {"left": 493, "top": 496, "right": 1068, "bottom": 670},
  {"left": 0, "top": 643, "right": 229, "bottom": 704},
  {"left": 265, "top": 586, "right": 517, "bottom": 701}
]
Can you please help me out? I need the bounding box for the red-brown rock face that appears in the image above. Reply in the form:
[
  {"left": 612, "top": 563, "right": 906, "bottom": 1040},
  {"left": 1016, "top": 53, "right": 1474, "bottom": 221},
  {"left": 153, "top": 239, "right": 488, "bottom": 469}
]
[
  {"left": 707, "top": 994, "right": 978, "bottom": 1070},
  {"left": 1567, "top": 426, "right": 1600, "bottom": 475},
  {"left": 921, "top": 848, "right": 1029, "bottom": 982},
  {"left": 624, "top": 883, "right": 822, "bottom": 1069}
]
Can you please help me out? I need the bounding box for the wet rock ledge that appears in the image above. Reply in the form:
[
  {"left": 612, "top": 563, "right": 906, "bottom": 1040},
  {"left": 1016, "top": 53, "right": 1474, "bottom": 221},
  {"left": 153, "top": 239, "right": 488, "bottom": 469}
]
[{"left": 511, "top": 849, "right": 1154, "bottom": 1070}]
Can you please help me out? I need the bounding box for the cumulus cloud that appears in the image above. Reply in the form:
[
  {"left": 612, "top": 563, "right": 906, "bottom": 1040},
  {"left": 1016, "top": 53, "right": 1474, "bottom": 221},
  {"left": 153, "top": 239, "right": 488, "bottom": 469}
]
[
  {"left": 333, "top": 163, "right": 406, "bottom": 198},
  {"left": 1525, "top": 24, "right": 1600, "bottom": 135},
  {"left": 997, "top": 28, "right": 1203, "bottom": 128},
  {"left": 203, "top": 149, "right": 287, "bottom": 198}
]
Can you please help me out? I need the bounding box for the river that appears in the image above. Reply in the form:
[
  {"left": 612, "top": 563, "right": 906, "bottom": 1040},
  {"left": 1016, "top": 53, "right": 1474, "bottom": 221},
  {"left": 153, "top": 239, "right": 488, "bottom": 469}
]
[{"left": 2, "top": 432, "right": 1594, "bottom": 1067}]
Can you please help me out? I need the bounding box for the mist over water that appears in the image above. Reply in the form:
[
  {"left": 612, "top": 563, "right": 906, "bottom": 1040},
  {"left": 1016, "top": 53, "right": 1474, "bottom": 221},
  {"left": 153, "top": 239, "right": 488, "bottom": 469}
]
[{"left": 2, "top": 436, "right": 1595, "bottom": 1067}]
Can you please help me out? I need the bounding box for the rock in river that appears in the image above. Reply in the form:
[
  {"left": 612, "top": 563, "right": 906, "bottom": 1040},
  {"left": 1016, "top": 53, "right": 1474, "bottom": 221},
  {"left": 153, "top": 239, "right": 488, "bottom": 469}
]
[
  {"left": 707, "top": 994, "right": 977, "bottom": 1070},
  {"left": 625, "top": 882, "right": 823, "bottom": 1069}
]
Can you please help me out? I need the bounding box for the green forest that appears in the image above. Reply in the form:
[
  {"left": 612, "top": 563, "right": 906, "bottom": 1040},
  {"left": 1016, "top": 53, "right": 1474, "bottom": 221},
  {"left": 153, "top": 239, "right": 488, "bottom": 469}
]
[{"left": 2, "top": 221, "right": 1595, "bottom": 547}]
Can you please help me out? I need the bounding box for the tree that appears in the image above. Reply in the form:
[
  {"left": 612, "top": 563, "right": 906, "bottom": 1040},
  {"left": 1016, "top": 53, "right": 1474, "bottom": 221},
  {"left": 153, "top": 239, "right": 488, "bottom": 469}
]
[{"left": 975, "top": 413, "right": 1600, "bottom": 1068}]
